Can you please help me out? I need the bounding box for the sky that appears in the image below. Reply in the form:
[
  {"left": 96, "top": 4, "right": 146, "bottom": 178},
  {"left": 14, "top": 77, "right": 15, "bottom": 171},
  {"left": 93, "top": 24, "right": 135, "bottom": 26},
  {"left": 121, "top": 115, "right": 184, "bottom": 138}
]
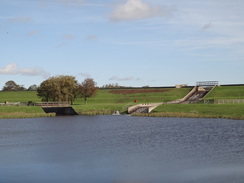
[{"left": 1, "top": 0, "right": 244, "bottom": 89}]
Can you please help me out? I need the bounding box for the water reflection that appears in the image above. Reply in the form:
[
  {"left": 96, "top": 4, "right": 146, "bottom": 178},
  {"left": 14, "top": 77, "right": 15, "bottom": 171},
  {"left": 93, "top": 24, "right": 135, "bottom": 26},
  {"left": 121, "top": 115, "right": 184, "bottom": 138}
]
[{"left": 0, "top": 116, "right": 244, "bottom": 183}]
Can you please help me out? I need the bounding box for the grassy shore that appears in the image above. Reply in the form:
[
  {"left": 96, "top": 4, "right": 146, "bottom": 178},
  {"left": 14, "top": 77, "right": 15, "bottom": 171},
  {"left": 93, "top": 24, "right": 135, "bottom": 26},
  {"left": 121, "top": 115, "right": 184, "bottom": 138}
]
[
  {"left": 0, "top": 86, "right": 243, "bottom": 119},
  {"left": 0, "top": 106, "right": 55, "bottom": 119},
  {"left": 134, "top": 103, "right": 244, "bottom": 120}
]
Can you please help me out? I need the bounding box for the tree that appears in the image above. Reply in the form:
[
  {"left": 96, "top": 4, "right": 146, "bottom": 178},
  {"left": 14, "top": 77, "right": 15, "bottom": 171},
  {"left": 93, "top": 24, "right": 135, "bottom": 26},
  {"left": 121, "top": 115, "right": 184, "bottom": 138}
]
[
  {"left": 37, "top": 75, "right": 79, "bottom": 104},
  {"left": 79, "top": 78, "right": 98, "bottom": 104},
  {"left": 2, "top": 80, "right": 26, "bottom": 91},
  {"left": 28, "top": 84, "right": 38, "bottom": 91}
]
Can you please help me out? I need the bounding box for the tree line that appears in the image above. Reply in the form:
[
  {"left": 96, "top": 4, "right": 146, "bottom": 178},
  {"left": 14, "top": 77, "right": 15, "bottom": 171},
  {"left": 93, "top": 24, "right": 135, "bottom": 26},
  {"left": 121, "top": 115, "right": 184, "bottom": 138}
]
[
  {"left": 2, "top": 76, "right": 98, "bottom": 104},
  {"left": 2, "top": 80, "right": 38, "bottom": 91}
]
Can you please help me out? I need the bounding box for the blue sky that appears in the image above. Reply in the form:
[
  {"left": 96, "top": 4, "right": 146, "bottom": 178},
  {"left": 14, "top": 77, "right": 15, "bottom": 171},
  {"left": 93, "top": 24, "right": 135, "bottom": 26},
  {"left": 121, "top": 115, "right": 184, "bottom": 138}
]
[{"left": 1, "top": 0, "right": 244, "bottom": 88}]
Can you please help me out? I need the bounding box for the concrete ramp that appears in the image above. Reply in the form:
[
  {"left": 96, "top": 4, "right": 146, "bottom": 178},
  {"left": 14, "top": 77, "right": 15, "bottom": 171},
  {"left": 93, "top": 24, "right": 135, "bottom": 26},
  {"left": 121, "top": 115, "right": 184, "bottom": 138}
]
[{"left": 128, "top": 103, "right": 162, "bottom": 114}]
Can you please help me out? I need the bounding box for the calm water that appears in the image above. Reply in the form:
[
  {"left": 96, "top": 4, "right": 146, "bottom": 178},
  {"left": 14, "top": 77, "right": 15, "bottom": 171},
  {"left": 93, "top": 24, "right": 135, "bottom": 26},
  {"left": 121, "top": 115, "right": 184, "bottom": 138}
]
[{"left": 0, "top": 115, "right": 244, "bottom": 183}]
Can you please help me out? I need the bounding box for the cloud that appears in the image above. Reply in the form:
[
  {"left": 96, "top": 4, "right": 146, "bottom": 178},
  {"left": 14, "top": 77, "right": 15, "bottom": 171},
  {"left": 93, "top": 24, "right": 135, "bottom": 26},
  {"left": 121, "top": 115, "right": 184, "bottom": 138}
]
[
  {"left": 26, "top": 30, "right": 39, "bottom": 36},
  {"left": 63, "top": 34, "right": 74, "bottom": 40},
  {"left": 55, "top": 42, "right": 68, "bottom": 48},
  {"left": 202, "top": 22, "right": 213, "bottom": 30},
  {"left": 84, "top": 34, "right": 98, "bottom": 41},
  {"left": 0, "top": 63, "right": 50, "bottom": 78},
  {"left": 0, "top": 16, "right": 12, "bottom": 20},
  {"left": 57, "top": 0, "right": 84, "bottom": 6},
  {"left": 109, "top": 76, "right": 140, "bottom": 81},
  {"left": 109, "top": 0, "right": 176, "bottom": 21},
  {"left": 80, "top": 72, "right": 91, "bottom": 78},
  {"left": 8, "top": 16, "right": 33, "bottom": 23}
]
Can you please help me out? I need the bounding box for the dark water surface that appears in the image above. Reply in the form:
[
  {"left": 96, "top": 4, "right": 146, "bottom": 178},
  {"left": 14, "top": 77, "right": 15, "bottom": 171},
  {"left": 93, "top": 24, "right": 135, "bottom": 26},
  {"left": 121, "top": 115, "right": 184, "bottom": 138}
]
[{"left": 0, "top": 115, "right": 244, "bottom": 183}]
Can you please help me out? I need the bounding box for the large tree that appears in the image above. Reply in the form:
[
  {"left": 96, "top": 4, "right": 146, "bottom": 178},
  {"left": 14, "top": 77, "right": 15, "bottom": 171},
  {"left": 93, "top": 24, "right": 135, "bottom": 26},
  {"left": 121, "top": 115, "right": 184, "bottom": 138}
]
[
  {"left": 37, "top": 75, "right": 79, "bottom": 103},
  {"left": 79, "top": 78, "right": 98, "bottom": 104}
]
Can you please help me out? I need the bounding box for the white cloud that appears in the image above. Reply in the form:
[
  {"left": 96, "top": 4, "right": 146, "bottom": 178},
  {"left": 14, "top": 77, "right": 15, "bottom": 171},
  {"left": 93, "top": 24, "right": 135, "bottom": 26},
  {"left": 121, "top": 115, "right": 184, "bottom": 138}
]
[
  {"left": 55, "top": 42, "right": 68, "bottom": 48},
  {"left": 202, "top": 22, "right": 213, "bottom": 30},
  {"left": 80, "top": 72, "right": 91, "bottom": 78},
  {"left": 26, "top": 30, "right": 39, "bottom": 36},
  {"left": 84, "top": 34, "right": 98, "bottom": 41},
  {"left": 57, "top": 0, "right": 84, "bottom": 6},
  {"left": 109, "top": 0, "right": 176, "bottom": 21},
  {"left": 8, "top": 16, "right": 33, "bottom": 23},
  {"left": 0, "top": 63, "right": 50, "bottom": 78},
  {"left": 63, "top": 34, "right": 74, "bottom": 40},
  {"left": 109, "top": 76, "right": 140, "bottom": 81}
]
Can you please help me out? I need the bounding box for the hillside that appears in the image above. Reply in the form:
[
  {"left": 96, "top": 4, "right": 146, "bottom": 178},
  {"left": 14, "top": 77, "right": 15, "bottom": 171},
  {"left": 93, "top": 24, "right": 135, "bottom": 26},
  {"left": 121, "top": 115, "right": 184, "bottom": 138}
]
[
  {"left": 205, "top": 85, "right": 244, "bottom": 99},
  {"left": 0, "top": 88, "right": 191, "bottom": 104},
  {"left": 0, "top": 91, "right": 39, "bottom": 103},
  {"left": 0, "top": 86, "right": 243, "bottom": 119}
]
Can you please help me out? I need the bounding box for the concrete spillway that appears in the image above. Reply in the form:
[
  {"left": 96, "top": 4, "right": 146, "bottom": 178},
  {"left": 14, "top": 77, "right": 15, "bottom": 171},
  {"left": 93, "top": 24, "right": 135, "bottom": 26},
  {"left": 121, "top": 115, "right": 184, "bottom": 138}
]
[{"left": 127, "top": 85, "right": 216, "bottom": 114}]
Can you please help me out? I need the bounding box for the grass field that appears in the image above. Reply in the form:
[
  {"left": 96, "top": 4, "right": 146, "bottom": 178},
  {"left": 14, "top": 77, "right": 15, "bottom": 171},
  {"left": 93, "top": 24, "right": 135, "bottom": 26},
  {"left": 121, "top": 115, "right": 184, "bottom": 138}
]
[
  {"left": 0, "top": 86, "right": 243, "bottom": 119},
  {"left": 136, "top": 103, "right": 244, "bottom": 120},
  {"left": 0, "top": 106, "right": 55, "bottom": 119},
  {"left": 205, "top": 86, "right": 244, "bottom": 99},
  {"left": 0, "top": 91, "right": 40, "bottom": 103},
  {"left": 74, "top": 88, "right": 191, "bottom": 105}
]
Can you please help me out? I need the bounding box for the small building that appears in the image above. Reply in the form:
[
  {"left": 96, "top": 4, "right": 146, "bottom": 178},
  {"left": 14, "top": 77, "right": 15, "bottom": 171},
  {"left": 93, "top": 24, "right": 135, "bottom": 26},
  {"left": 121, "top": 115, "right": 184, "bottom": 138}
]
[{"left": 176, "top": 84, "right": 187, "bottom": 88}]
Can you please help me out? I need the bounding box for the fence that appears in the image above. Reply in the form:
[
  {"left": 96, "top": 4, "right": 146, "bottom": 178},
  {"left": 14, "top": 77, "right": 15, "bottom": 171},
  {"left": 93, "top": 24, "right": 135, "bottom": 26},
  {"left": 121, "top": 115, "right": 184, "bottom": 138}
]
[
  {"left": 0, "top": 101, "right": 71, "bottom": 107},
  {"left": 186, "top": 99, "right": 244, "bottom": 104},
  {"left": 0, "top": 102, "right": 33, "bottom": 106},
  {"left": 0, "top": 102, "right": 21, "bottom": 106},
  {"left": 35, "top": 102, "right": 71, "bottom": 107},
  {"left": 213, "top": 99, "right": 244, "bottom": 104}
]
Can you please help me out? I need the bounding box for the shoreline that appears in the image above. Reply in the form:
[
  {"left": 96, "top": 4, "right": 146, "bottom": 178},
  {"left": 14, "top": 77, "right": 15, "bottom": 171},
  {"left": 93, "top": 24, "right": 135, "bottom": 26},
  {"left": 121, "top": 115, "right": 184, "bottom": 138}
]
[
  {"left": 1, "top": 111, "right": 244, "bottom": 120},
  {"left": 132, "top": 112, "right": 244, "bottom": 120}
]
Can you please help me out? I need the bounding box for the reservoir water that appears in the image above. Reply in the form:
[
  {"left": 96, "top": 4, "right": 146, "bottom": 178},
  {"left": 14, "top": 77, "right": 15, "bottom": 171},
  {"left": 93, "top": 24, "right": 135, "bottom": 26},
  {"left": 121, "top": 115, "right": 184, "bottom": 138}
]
[{"left": 0, "top": 115, "right": 244, "bottom": 183}]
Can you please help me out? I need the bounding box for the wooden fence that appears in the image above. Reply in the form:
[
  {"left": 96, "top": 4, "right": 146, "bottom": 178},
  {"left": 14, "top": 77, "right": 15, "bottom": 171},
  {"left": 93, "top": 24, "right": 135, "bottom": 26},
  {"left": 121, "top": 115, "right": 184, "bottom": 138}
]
[{"left": 35, "top": 102, "right": 71, "bottom": 107}]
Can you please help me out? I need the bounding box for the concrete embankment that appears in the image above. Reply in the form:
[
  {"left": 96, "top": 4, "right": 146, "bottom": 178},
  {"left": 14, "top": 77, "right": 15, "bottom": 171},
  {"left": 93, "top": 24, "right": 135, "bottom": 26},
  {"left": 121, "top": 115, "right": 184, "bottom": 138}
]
[{"left": 42, "top": 107, "right": 78, "bottom": 115}]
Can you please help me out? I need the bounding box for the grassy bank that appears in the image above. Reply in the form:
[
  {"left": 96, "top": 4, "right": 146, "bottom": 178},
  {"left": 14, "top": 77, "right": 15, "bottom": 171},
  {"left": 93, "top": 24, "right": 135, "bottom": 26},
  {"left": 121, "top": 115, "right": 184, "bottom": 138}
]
[
  {"left": 0, "top": 86, "right": 243, "bottom": 119},
  {"left": 0, "top": 91, "right": 39, "bottom": 102},
  {"left": 205, "top": 86, "right": 244, "bottom": 99},
  {"left": 0, "top": 106, "right": 55, "bottom": 119},
  {"left": 134, "top": 104, "right": 244, "bottom": 120},
  {"left": 0, "top": 88, "right": 190, "bottom": 118}
]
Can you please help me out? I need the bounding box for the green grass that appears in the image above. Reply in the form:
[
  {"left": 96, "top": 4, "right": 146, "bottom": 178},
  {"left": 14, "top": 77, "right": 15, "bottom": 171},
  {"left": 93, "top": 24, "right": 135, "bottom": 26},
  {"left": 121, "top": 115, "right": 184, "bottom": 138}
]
[
  {"left": 205, "top": 86, "right": 244, "bottom": 99},
  {"left": 0, "top": 86, "right": 244, "bottom": 119},
  {"left": 71, "top": 88, "right": 190, "bottom": 115},
  {"left": 0, "top": 88, "right": 189, "bottom": 118},
  {"left": 0, "top": 91, "right": 40, "bottom": 102},
  {"left": 0, "top": 88, "right": 190, "bottom": 104},
  {"left": 73, "top": 88, "right": 190, "bottom": 105},
  {"left": 140, "top": 103, "right": 244, "bottom": 119},
  {"left": 0, "top": 106, "right": 55, "bottom": 118}
]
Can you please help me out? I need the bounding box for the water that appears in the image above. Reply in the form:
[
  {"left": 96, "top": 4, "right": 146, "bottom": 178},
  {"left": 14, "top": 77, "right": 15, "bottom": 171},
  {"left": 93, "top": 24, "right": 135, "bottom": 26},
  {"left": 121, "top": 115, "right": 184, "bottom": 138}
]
[{"left": 0, "top": 115, "right": 244, "bottom": 183}]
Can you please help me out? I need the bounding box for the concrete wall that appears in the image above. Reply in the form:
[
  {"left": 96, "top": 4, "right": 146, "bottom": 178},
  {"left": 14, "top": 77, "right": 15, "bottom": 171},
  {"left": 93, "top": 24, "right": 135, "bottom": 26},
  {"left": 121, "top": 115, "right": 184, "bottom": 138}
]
[
  {"left": 42, "top": 107, "right": 78, "bottom": 115},
  {"left": 181, "top": 86, "right": 198, "bottom": 101}
]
